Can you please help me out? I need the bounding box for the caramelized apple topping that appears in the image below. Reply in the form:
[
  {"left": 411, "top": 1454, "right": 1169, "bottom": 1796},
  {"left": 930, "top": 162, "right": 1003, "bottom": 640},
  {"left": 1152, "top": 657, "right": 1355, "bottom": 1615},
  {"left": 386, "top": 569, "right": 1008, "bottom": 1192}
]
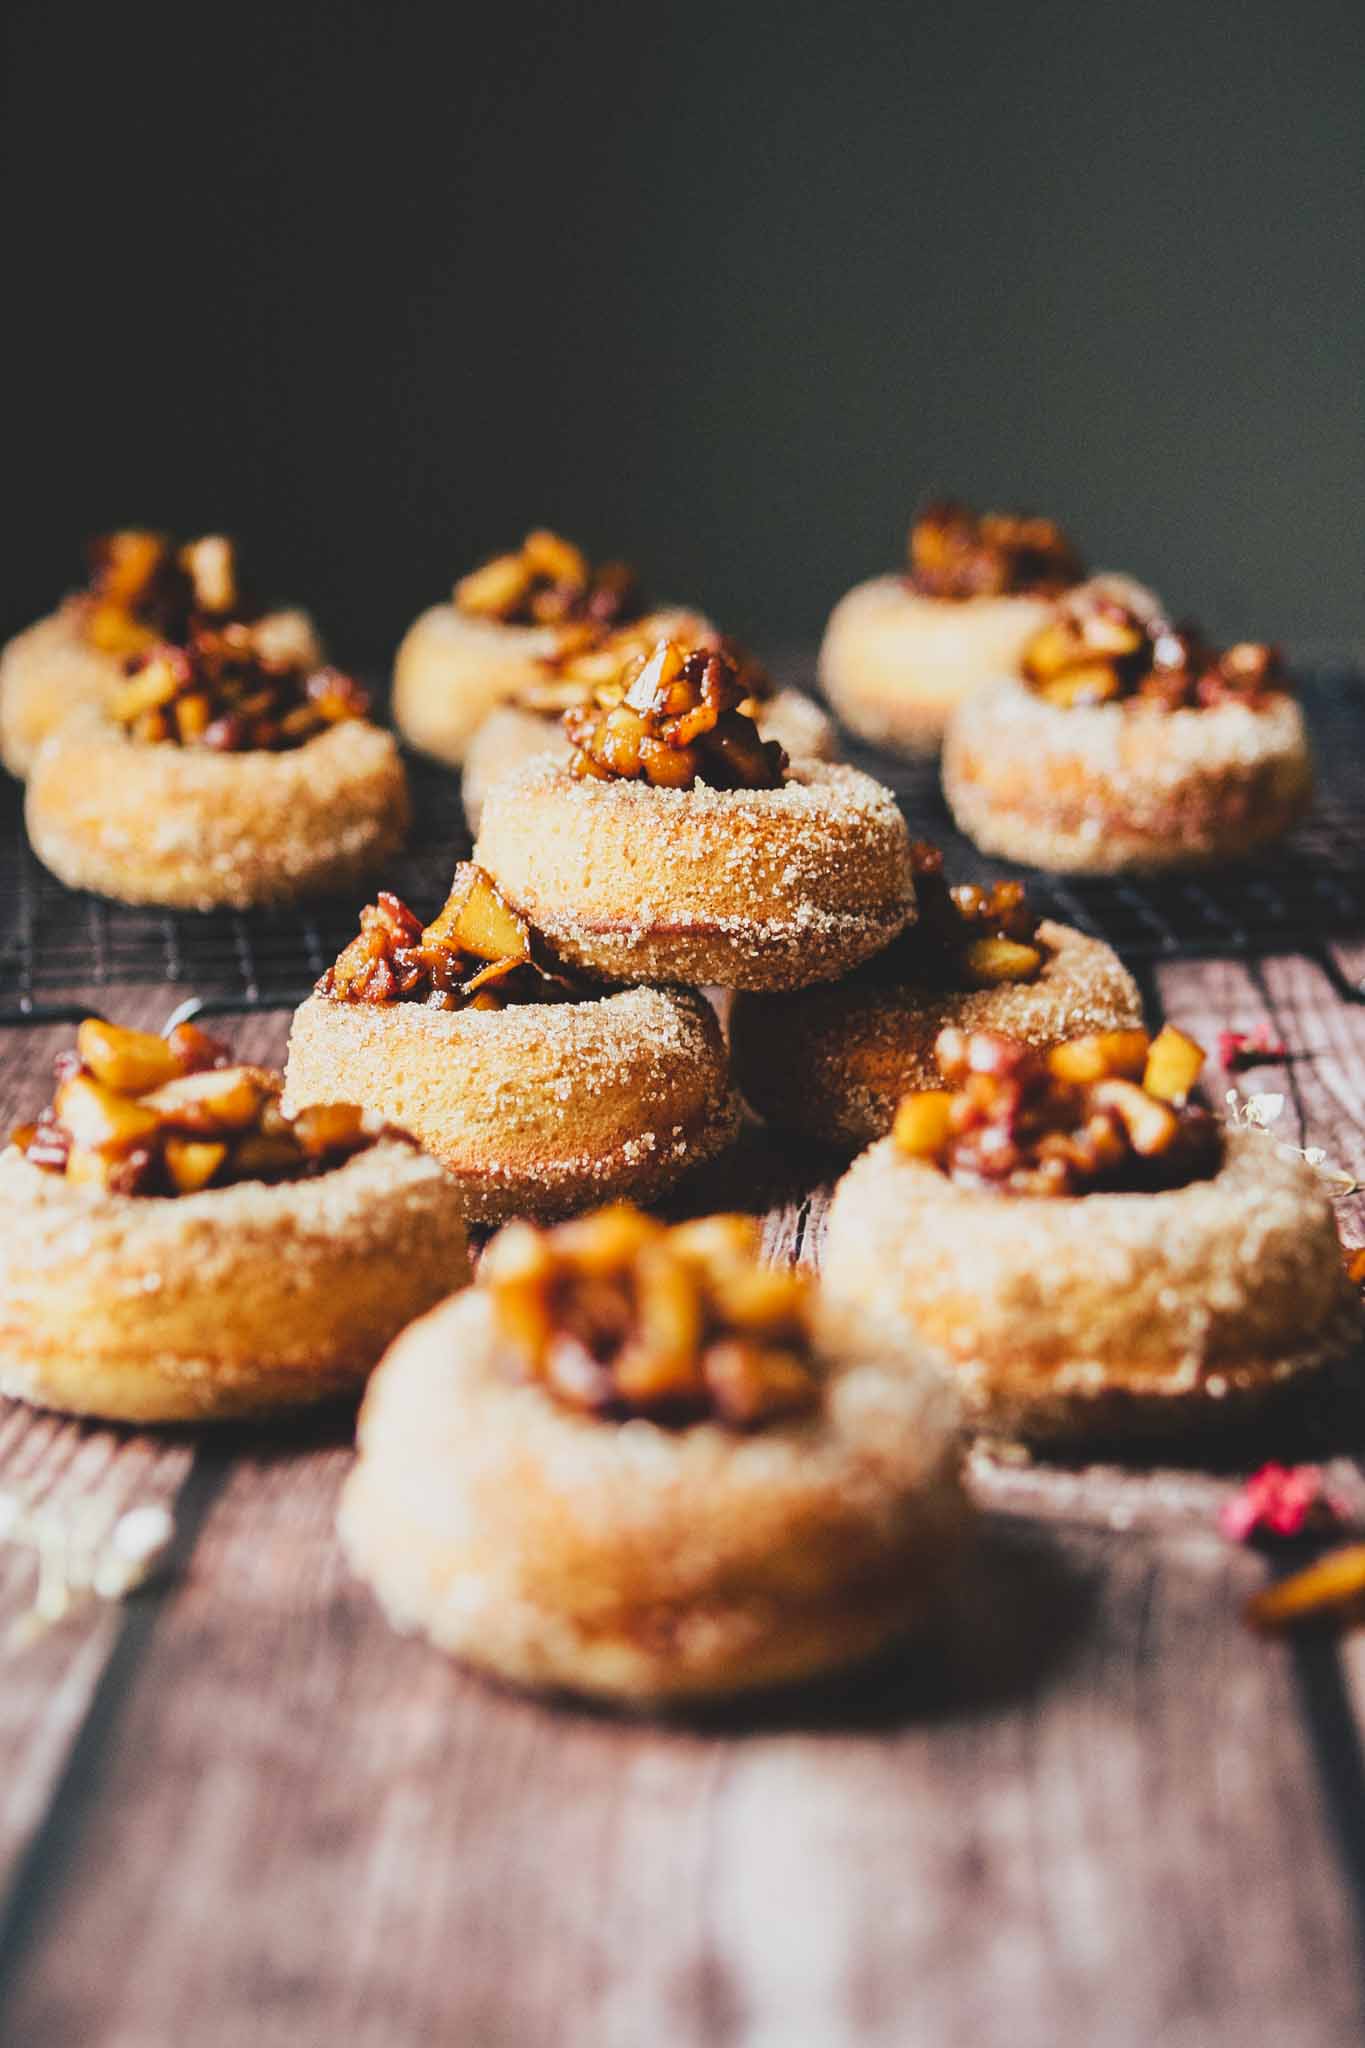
[
  {"left": 454, "top": 530, "right": 643, "bottom": 632},
  {"left": 110, "top": 613, "right": 367, "bottom": 753},
  {"left": 892, "top": 1025, "right": 1219, "bottom": 1196},
  {"left": 563, "top": 638, "right": 787, "bottom": 791},
  {"left": 885, "top": 842, "right": 1045, "bottom": 987},
  {"left": 907, "top": 501, "right": 1084, "bottom": 601},
  {"left": 79, "top": 529, "right": 244, "bottom": 660},
  {"left": 9, "top": 1018, "right": 385, "bottom": 1197},
  {"left": 1022, "top": 584, "right": 1291, "bottom": 713},
  {"left": 317, "top": 865, "right": 578, "bottom": 1011},
  {"left": 483, "top": 1205, "right": 821, "bottom": 1428},
  {"left": 518, "top": 612, "right": 774, "bottom": 720}
]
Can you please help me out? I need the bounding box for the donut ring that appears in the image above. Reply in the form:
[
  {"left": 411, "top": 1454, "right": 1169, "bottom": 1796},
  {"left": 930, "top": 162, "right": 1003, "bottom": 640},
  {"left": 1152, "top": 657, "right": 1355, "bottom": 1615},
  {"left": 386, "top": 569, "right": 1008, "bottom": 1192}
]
[
  {"left": 339, "top": 1285, "right": 967, "bottom": 1705},
  {"left": 283, "top": 984, "right": 740, "bottom": 1224},
  {"left": 474, "top": 758, "right": 915, "bottom": 992},
  {"left": 943, "top": 675, "right": 1313, "bottom": 873},
  {"left": 461, "top": 686, "right": 839, "bottom": 836},
  {"left": 730, "top": 921, "right": 1143, "bottom": 1147},
  {"left": 818, "top": 576, "right": 1057, "bottom": 756},
  {"left": 823, "top": 1127, "right": 1362, "bottom": 1445},
  {"left": 0, "top": 1139, "right": 470, "bottom": 1424},
  {"left": 25, "top": 712, "right": 409, "bottom": 909}
]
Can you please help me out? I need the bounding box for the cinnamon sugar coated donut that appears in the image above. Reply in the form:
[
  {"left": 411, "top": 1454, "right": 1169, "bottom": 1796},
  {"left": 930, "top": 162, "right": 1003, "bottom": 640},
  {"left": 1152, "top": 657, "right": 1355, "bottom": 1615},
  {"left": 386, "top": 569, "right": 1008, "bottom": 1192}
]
[
  {"left": 473, "top": 758, "right": 916, "bottom": 991},
  {"left": 339, "top": 1282, "right": 968, "bottom": 1705},
  {"left": 0, "top": 1139, "right": 469, "bottom": 1424},
  {"left": 731, "top": 921, "right": 1142, "bottom": 1146},
  {"left": 284, "top": 983, "right": 740, "bottom": 1223},
  {"left": 824, "top": 1126, "right": 1361, "bottom": 1445},
  {"left": 943, "top": 672, "right": 1311, "bottom": 874},
  {"left": 25, "top": 714, "right": 408, "bottom": 909}
]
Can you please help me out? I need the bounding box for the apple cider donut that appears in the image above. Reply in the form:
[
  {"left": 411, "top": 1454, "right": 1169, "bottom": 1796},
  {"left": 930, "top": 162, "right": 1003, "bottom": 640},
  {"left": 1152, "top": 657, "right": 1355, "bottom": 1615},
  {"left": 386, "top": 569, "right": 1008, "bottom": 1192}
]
[
  {"left": 340, "top": 1205, "right": 968, "bottom": 1706},
  {"left": 0, "top": 530, "right": 320, "bottom": 779},
  {"left": 392, "top": 528, "right": 651, "bottom": 766},
  {"left": 0, "top": 1017, "right": 469, "bottom": 1424},
  {"left": 461, "top": 612, "right": 837, "bottom": 834},
  {"left": 731, "top": 851, "right": 1142, "bottom": 1145},
  {"left": 284, "top": 866, "right": 740, "bottom": 1222},
  {"left": 819, "top": 502, "right": 1088, "bottom": 756},
  {"left": 474, "top": 637, "right": 914, "bottom": 991},
  {"left": 943, "top": 585, "right": 1312, "bottom": 872},
  {"left": 25, "top": 610, "right": 406, "bottom": 909},
  {"left": 824, "top": 1027, "right": 1362, "bottom": 1446}
]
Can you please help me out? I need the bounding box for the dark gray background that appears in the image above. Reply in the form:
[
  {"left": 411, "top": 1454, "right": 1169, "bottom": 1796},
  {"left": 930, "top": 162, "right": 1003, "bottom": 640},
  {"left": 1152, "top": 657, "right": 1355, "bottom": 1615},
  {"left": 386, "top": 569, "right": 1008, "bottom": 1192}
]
[{"left": 3, "top": 0, "right": 1361, "bottom": 671}]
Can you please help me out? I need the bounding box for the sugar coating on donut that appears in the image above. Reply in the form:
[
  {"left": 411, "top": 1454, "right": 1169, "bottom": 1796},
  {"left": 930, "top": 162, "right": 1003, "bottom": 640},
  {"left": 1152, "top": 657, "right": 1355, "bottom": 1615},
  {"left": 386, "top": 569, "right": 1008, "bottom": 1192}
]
[
  {"left": 944, "top": 675, "right": 1312, "bottom": 870},
  {"left": 475, "top": 757, "right": 914, "bottom": 990},
  {"left": 824, "top": 1124, "right": 1360, "bottom": 1441},
  {"left": 284, "top": 984, "right": 740, "bottom": 1219}
]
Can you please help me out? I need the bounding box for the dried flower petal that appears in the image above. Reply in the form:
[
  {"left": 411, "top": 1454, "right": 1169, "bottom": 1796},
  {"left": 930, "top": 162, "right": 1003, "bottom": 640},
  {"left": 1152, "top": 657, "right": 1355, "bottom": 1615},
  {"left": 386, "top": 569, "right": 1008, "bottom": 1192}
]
[{"left": 1221, "top": 1463, "right": 1345, "bottom": 1545}]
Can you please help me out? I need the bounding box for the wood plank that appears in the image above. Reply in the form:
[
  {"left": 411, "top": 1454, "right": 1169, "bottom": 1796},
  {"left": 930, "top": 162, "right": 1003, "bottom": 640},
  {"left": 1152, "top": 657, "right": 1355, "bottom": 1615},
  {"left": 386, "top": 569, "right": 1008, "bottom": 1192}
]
[{"left": 0, "top": 1444, "right": 1361, "bottom": 2047}]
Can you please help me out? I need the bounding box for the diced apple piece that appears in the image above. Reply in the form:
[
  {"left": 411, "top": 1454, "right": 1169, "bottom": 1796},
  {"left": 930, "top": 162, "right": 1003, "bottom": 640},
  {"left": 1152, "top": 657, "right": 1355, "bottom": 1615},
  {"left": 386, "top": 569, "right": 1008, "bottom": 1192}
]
[
  {"left": 1143, "top": 1024, "right": 1206, "bottom": 1103},
  {"left": 1037, "top": 663, "right": 1121, "bottom": 708},
  {"left": 615, "top": 1248, "right": 706, "bottom": 1405},
  {"left": 65, "top": 1145, "right": 120, "bottom": 1190},
  {"left": 556, "top": 1203, "right": 661, "bottom": 1275},
  {"left": 228, "top": 1134, "right": 306, "bottom": 1180},
  {"left": 55, "top": 1074, "right": 162, "bottom": 1154},
  {"left": 425, "top": 865, "right": 530, "bottom": 965},
  {"left": 178, "top": 534, "right": 236, "bottom": 614},
  {"left": 624, "top": 639, "right": 686, "bottom": 714},
  {"left": 85, "top": 603, "right": 158, "bottom": 658},
  {"left": 893, "top": 1089, "right": 956, "bottom": 1158},
  {"left": 962, "top": 936, "right": 1044, "bottom": 986},
  {"left": 704, "top": 1341, "right": 819, "bottom": 1428},
  {"left": 1020, "top": 619, "right": 1080, "bottom": 682},
  {"left": 77, "top": 1018, "right": 184, "bottom": 1094},
  {"left": 288, "top": 1102, "right": 371, "bottom": 1158},
  {"left": 163, "top": 1137, "right": 228, "bottom": 1193},
  {"left": 97, "top": 530, "right": 166, "bottom": 605},
  {"left": 1048, "top": 1031, "right": 1151, "bottom": 1085},
  {"left": 670, "top": 1214, "right": 762, "bottom": 1268},
  {"left": 142, "top": 1066, "right": 271, "bottom": 1132},
  {"left": 111, "top": 654, "right": 185, "bottom": 723},
  {"left": 1090, "top": 1079, "right": 1179, "bottom": 1156},
  {"left": 455, "top": 553, "right": 532, "bottom": 617},
  {"left": 174, "top": 692, "right": 213, "bottom": 743},
  {"left": 521, "top": 529, "right": 588, "bottom": 588},
  {"left": 705, "top": 1261, "right": 810, "bottom": 1339}
]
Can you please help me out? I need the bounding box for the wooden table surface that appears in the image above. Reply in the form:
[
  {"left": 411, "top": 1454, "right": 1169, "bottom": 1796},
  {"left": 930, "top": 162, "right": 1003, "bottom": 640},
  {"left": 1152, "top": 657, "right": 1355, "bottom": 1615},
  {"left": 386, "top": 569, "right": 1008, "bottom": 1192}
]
[{"left": 4, "top": 748, "right": 1365, "bottom": 2043}]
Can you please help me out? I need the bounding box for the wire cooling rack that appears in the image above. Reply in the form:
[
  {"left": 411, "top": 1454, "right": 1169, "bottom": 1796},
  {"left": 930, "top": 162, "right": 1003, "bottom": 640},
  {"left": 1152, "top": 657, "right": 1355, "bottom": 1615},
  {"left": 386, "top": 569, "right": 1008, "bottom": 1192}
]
[{"left": 2, "top": 674, "right": 1363, "bottom": 1022}]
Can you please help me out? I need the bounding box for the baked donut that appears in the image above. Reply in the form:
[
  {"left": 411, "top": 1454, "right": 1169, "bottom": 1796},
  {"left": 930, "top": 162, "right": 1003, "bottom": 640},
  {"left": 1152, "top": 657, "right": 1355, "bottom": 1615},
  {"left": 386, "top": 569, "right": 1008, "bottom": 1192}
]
[
  {"left": 824, "top": 1026, "right": 1362, "bottom": 1446},
  {"left": 25, "top": 612, "right": 406, "bottom": 909},
  {"left": 943, "top": 584, "right": 1312, "bottom": 872},
  {"left": 819, "top": 502, "right": 1087, "bottom": 755},
  {"left": 340, "top": 1206, "right": 968, "bottom": 1705},
  {"left": 730, "top": 852, "right": 1142, "bottom": 1145},
  {"left": 460, "top": 612, "right": 837, "bottom": 834},
  {"left": 284, "top": 866, "right": 740, "bottom": 1223},
  {"left": 392, "top": 529, "right": 650, "bottom": 766},
  {"left": 0, "top": 530, "right": 320, "bottom": 779},
  {"left": 474, "top": 636, "right": 914, "bottom": 991},
  {"left": 0, "top": 1016, "right": 469, "bottom": 1423}
]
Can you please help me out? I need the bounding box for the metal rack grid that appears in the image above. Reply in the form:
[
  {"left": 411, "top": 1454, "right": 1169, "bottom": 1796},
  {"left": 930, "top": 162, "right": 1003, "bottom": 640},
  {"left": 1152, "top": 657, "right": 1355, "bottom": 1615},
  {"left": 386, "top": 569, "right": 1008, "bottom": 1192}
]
[{"left": 2, "top": 674, "right": 1363, "bottom": 1022}]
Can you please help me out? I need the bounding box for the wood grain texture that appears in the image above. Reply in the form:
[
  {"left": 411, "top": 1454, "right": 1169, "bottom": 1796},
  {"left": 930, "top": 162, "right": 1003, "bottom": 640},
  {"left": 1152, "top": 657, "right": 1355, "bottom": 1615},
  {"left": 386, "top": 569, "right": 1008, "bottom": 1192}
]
[{"left": 0, "top": 960, "right": 1363, "bottom": 2045}]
